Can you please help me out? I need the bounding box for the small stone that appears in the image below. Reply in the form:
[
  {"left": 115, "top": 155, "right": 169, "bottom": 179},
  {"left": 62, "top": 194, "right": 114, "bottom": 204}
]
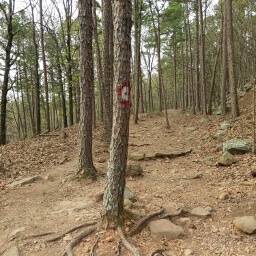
[
  {"left": 2, "top": 246, "right": 20, "bottom": 256},
  {"left": 184, "top": 249, "right": 195, "bottom": 256},
  {"left": 124, "top": 199, "right": 132, "bottom": 209},
  {"left": 124, "top": 186, "right": 134, "bottom": 200},
  {"left": 220, "top": 121, "right": 231, "bottom": 130},
  {"left": 176, "top": 218, "right": 193, "bottom": 230},
  {"left": 44, "top": 175, "right": 54, "bottom": 181},
  {"left": 200, "top": 156, "right": 215, "bottom": 163},
  {"left": 190, "top": 207, "right": 211, "bottom": 218},
  {"left": 233, "top": 216, "right": 256, "bottom": 234},
  {"left": 202, "top": 135, "right": 210, "bottom": 140},
  {"left": 128, "top": 152, "right": 145, "bottom": 161},
  {"left": 186, "top": 127, "right": 196, "bottom": 132},
  {"left": 200, "top": 118, "right": 210, "bottom": 123},
  {"left": 215, "top": 130, "right": 226, "bottom": 138},
  {"left": 63, "top": 234, "right": 72, "bottom": 241},
  {"left": 126, "top": 164, "right": 143, "bottom": 177},
  {"left": 149, "top": 219, "right": 185, "bottom": 240},
  {"left": 218, "top": 193, "right": 230, "bottom": 200},
  {"left": 95, "top": 192, "right": 104, "bottom": 202},
  {"left": 124, "top": 227, "right": 130, "bottom": 232},
  {"left": 218, "top": 151, "right": 237, "bottom": 166}
]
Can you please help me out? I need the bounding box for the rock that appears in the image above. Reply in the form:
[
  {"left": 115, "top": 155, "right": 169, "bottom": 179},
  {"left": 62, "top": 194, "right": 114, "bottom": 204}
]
[
  {"left": 184, "top": 249, "right": 195, "bottom": 256},
  {"left": 202, "top": 135, "right": 210, "bottom": 140},
  {"left": 186, "top": 127, "right": 196, "bottom": 132},
  {"left": 124, "top": 186, "right": 134, "bottom": 200},
  {"left": 215, "top": 130, "right": 226, "bottom": 138},
  {"left": 176, "top": 218, "right": 193, "bottom": 230},
  {"left": 44, "top": 175, "right": 54, "bottom": 181},
  {"left": 223, "top": 138, "right": 250, "bottom": 154},
  {"left": 128, "top": 152, "right": 145, "bottom": 161},
  {"left": 126, "top": 164, "right": 143, "bottom": 177},
  {"left": 2, "top": 246, "right": 20, "bottom": 256},
  {"left": 7, "top": 176, "right": 43, "bottom": 187},
  {"left": 220, "top": 121, "right": 231, "bottom": 130},
  {"left": 149, "top": 219, "right": 185, "bottom": 240},
  {"left": 190, "top": 207, "right": 211, "bottom": 218},
  {"left": 213, "top": 110, "right": 222, "bottom": 115},
  {"left": 200, "top": 118, "right": 210, "bottom": 123},
  {"left": 145, "top": 154, "right": 155, "bottom": 160},
  {"left": 124, "top": 199, "right": 132, "bottom": 209},
  {"left": 95, "top": 192, "right": 104, "bottom": 202},
  {"left": 59, "top": 156, "right": 68, "bottom": 164},
  {"left": 172, "top": 149, "right": 192, "bottom": 157},
  {"left": 8, "top": 227, "right": 25, "bottom": 240},
  {"left": 233, "top": 216, "right": 256, "bottom": 234},
  {"left": 218, "top": 151, "right": 237, "bottom": 166},
  {"left": 218, "top": 193, "right": 230, "bottom": 200}
]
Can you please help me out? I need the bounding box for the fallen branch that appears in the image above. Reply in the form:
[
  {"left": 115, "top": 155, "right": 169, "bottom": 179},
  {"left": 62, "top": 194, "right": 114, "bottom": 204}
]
[
  {"left": 158, "top": 209, "right": 186, "bottom": 220},
  {"left": 179, "top": 173, "right": 203, "bottom": 180},
  {"left": 29, "top": 231, "right": 55, "bottom": 238},
  {"left": 149, "top": 248, "right": 166, "bottom": 256},
  {"left": 118, "top": 226, "right": 142, "bottom": 256},
  {"left": 128, "top": 207, "right": 164, "bottom": 236},
  {"left": 62, "top": 225, "right": 97, "bottom": 256},
  {"left": 47, "top": 220, "right": 98, "bottom": 242},
  {"left": 89, "top": 235, "right": 100, "bottom": 256}
]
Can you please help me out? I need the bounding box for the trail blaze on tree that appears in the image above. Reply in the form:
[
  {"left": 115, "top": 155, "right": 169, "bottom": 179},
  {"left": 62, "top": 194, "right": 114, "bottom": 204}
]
[{"left": 101, "top": 0, "right": 132, "bottom": 228}]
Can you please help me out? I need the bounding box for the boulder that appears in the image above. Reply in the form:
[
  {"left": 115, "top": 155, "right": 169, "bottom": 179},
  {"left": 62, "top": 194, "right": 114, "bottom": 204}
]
[
  {"left": 149, "top": 219, "right": 184, "bottom": 240},
  {"left": 223, "top": 138, "right": 250, "bottom": 154},
  {"left": 233, "top": 216, "right": 256, "bottom": 234},
  {"left": 218, "top": 151, "right": 237, "bottom": 166},
  {"left": 126, "top": 164, "right": 143, "bottom": 177}
]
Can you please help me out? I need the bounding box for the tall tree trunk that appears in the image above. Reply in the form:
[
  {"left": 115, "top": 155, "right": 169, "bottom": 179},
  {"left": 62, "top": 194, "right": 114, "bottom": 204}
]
[
  {"left": 173, "top": 32, "right": 177, "bottom": 109},
  {"left": 40, "top": 0, "right": 50, "bottom": 131},
  {"left": 225, "top": 0, "right": 239, "bottom": 117},
  {"left": 195, "top": 2, "right": 200, "bottom": 112},
  {"left": 102, "top": 0, "right": 113, "bottom": 142},
  {"left": 78, "top": 0, "right": 97, "bottom": 180},
  {"left": 198, "top": 0, "right": 207, "bottom": 115},
  {"left": 93, "top": 0, "right": 103, "bottom": 122},
  {"left": 221, "top": 0, "right": 228, "bottom": 115},
  {"left": 101, "top": 0, "right": 132, "bottom": 228},
  {"left": 0, "top": 0, "right": 14, "bottom": 145}
]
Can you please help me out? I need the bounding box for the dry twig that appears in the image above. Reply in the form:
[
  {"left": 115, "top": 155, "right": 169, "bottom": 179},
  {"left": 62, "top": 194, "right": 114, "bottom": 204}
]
[
  {"left": 47, "top": 220, "right": 98, "bottom": 242},
  {"left": 118, "top": 226, "right": 142, "bottom": 256},
  {"left": 62, "top": 225, "right": 97, "bottom": 256},
  {"left": 128, "top": 207, "right": 164, "bottom": 236}
]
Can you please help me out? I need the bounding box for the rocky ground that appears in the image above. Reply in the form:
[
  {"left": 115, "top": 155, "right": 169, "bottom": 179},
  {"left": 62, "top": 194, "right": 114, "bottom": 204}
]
[{"left": 1, "top": 91, "right": 256, "bottom": 256}]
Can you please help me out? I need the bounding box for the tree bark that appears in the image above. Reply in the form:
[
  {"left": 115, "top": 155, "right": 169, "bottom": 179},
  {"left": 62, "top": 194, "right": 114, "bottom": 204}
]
[
  {"left": 225, "top": 0, "right": 239, "bottom": 117},
  {"left": 78, "top": 0, "right": 97, "bottom": 180},
  {"left": 101, "top": 0, "right": 132, "bottom": 228}
]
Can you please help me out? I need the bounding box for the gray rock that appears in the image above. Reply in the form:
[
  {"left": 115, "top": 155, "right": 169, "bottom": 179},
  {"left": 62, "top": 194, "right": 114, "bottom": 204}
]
[
  {"left": 218, "top": 151, "right": 237, "bottom": 166},
  {"left": 233, "top": 216, "right": 256, "bottom": 234},
  {"left": 126, "top": 164, "right": 143, "bottom": 177},
  {"left": 186, "top": 127, "right": 197, "bottom": 132},
  {"left": 7, "top": 176, "right": 43, "bottom": 187},
  {"left": 199, "top": 118, "right": 210, "bottom": 123},
  {"left": 213, "top": 110, "right": 222, "bottom": 115},
  {"left": 128, "top": 152, "right": 145, "bottom": 161},
  {"left": 124, "top": 186, "right": 134, "bottom": 200},
  {"left": 202, "top": 135, "right": 210, "bottom": 140},
  {"left": 220, "top": 121, "right": 231, "bottom": 130},
  {"left": 191, "top": 207, "right": 211, "bottom": 218},
  {"left": 223, "top": 139, "right": 250, "bottom": 154},
  {"left": 149, "top": 219, "right": 184, "bottom": 240},
  {"left": 176, "top": 218, "right": 193, "bottom": 230},
  {"left": 215, "top": 130, "right": 226, "bottom": 138},
  {"left": 2, "top": 246, "right": 20, "bottom": 256},
  {"left": 124, "top": 199, "right": 132, "bottom": 209},
  {"left": 184, "top": 249, "right": 195, "bottom": 256}
]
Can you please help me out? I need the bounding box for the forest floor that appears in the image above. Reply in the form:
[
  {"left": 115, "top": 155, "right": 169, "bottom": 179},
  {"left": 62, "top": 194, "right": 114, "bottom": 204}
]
[{"left": 1, "top": 91, "right": 256, "bottom": 256}]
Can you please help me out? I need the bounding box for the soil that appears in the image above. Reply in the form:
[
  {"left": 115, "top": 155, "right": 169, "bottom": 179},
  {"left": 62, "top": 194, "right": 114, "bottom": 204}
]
[{"left": 1, "top": 93, "right": 256, "bottom": 256}]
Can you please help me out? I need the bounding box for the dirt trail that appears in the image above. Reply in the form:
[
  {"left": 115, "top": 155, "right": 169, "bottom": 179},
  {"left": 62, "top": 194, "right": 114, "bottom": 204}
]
[{"left": 1, "top": 108, "right": 256, "bottom": 256}]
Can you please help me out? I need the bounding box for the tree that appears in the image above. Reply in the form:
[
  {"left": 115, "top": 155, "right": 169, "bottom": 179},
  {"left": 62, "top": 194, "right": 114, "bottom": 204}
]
[
  {"left": 101, "top": 0, "right": 113, "bottom": 142},
  {"left": 225, "top": 0, "right": 239, "bottom": 117},
  {"left": 101, "top": 0, "right": 132, "bottom": 228},
  {"left": 0, "top": 0, "right": 15, "bottom": 145},
  {"left": 78, "top": 0, "right": 97, "bottom": 180}
]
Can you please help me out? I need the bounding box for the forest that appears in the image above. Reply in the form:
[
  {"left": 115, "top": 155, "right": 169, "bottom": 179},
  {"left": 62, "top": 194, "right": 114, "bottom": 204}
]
[{"left": 0, "top": 0, "right": 255, "bottom": 145}]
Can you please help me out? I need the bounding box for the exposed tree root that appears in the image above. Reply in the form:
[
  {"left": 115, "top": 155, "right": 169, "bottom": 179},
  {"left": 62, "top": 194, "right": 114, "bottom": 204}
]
[
  {"left": 118, "top": 226, "right": 142, "bottom": 256},
  {"left": 47, "top": 220, "right": 98, "bottom": 242},
  {"left": 29, "top": 231, "right": 56, "bottom": 238},
  {"left": 128, "top": 206, "right": 164, "bottom": 236},
  {"left": 149, "top": 248, "right": 166, "bottom": 256},
  {"left": 158, "top": 209, "right": 186, "bottom": 220},
  {"left": 89, "top": 235, "right": 100, "bottom": 256},
  {"left": 62, "top": 225, "right": 97, "bottom": 256}
]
